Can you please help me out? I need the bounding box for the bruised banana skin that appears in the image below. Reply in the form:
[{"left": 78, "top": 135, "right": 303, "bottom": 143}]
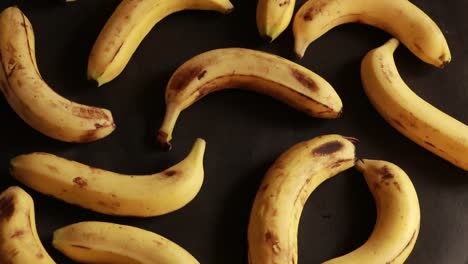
[
  {"left": 88, "top": 0, "right": 234, "bottom": 86},
  {"left": 53, "top": 221, "right": 199, "bottom": 264},
  {"left": 10, "top": 139, "right": 206, "bottom": 217},
  {"left": 158, "top": 48, "right": 343, "bottom": 149},
  {"left": 293, "top": 0, "right": 451, "bottom": 67},
  {"left": 361, "top": 39, "right": 468, "bottom": 171},
  {"left": 324, "top": 159, "right": 420, "bottom": 264},
  {"left": 0, "top": 186, "right": 55, "bottom": 264},
  {"left": 257, "top": 0, "right": 296, "bottom": 41},
  {"left": 0, "top": 7, "right": 115, "bottom": 143},
  {"left": 248, "top": 134, "right": 356, "bottom": 264}
]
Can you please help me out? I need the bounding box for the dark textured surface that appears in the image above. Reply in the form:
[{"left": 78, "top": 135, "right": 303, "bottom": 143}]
[{"left": 0, "top": 0, "right": 467, "bottom": 263}]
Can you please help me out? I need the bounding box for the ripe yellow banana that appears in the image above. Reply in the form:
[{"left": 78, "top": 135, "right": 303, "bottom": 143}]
[
  {"left": 157, "top": 48, "right": 343, "bottom": 149},
  {"left": 257, "top": 0, "right": 296, "bottom": 41},
  {"left": 293, "top": 0, "right": 451, "bottom": 67},
  {"left": 88, "top": 0, "right": 234, "bottom": 86},
  {"left": 248, "top": 134, "right": 356, "bottom": 264},
  {"left": 361, "top": 38, "right": 468, "bottom": 171},
  {"left": 10, "top": 138, "right": 206, "bottom": 217},
  {"left": 53, "top": 221, "right": 199, "bottom": 264},
  {"left": 324, "top": 159, "right": 420, "bottom": 264},
  {"left": 0, "top": 186, "right": 55, "bottom": 264},
  {"left": 0, "top": 7, "right": 115, "bottom": 143}
]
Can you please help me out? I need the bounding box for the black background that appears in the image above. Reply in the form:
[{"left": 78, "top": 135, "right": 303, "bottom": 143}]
[{"left": 0, "top": 0, "right": 467, "bottom": 263}]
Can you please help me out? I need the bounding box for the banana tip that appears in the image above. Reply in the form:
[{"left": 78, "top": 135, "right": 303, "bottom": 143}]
[{"left": 156, "top": 131, "right": 172, "bottom": 151}]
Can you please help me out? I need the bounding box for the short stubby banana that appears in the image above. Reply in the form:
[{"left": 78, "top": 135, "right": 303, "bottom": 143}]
[
  {"left": 293, "top": 0, "right": 451, "bottom": 67},
  {"left": 324, "top": 159, "right": 420, "bottom": 264},
  {"left": 53, "top": 221, "right": 199, "bottom": 264},
  {"left": 0, "top": 186, "right": 55, "bottom": 264},
  {"left": 157, "top": 48, "right": 343, "bottom": 149},
  {"left": 0, "top": 7, "right": 115, "bottom": 143},
  {"left": 257, "top": 0, "right": 296, "bottom": 41},
  {"left": 248, "top": 134, "right": 356, "bottom": 264},
  {"left": 361, "top": 39, "right": 468, "bottom": 171},
  {"left": 10, "top": 138, "right": 206, "bottom": 217},
  {"left": 88, "top": 0, "right": 234, "bottom": 86}
]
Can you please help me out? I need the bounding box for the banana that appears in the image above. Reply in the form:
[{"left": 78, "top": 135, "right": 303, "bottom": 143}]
[
  {"left": 0, "top": 7, "right": 115, "bottom": 143},
  {"left": 247, "top": 134, "right": 356, "bottom": 264},
  {"left": 256, "top": 0, "right": 296, "bottom": 41},
  {"left": 361, "top": 38, "right": 468, "bottom": 171},
  {"left": 157, "top": 48, "right": 343, "bottom": 149},
  {"left": 53, "top": 221, "right": 199, "bottom": 264},
  {"left": 10, "top": 138, "right": 206, "bottom": 217},
  {"left": 293, "top": 0, "right": 451, "bottom": 67},
  {"left": 88, "top": 0, "right": 234, "bottom": 86},
  {"left": 324, "top": 159, "right": 420, "bottom": 264},
  {"left": 0, "top": 186, "right": 55, "bottom": 264}
]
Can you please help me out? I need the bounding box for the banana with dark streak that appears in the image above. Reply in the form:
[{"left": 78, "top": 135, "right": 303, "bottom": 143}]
[
  {"left": 157, "top": 48, "right": 343, "bottom": 149},
  {"left": 324, "top": 159, "right": 420, "bottom": 264},
  {"left": 0, "top": 7, "right": 115, "bottom": 143}
]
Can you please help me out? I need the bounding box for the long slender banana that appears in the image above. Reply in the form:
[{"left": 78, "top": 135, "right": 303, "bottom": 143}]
[
  {"left": 53, "top": 221, "right": 199, "bottom": 264},
  {"left": 248, "top": 134, "right": 356, "bottom": 264},
  {"left": 10, "top": 138, "right": 206, "bottom": 217},
  {"left": 293, "top": 0, "right": 451, "bottom": 67},
  {"left": 157, "top": 48, "right": 343, "bottom": 149},
  {"left": 324, "top": 159, "right": 420, "bottom": 264},
  {"left": 257, "top": 0, "right": 296, "bottom": 41},
  {"left": 361, "top": 39, "right": 468, "bottom": 171},
  {"left": 88, "top": 0, "right": 234, "bottom": 86},
  {"left": 0, "top": 7, "right": 115, "bottom": 143},
  {"left": 0, "top": 186, "right": 55, "bottom": 264}
]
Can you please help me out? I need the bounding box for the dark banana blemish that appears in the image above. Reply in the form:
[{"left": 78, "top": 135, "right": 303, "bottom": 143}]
[
  {"left": 47, "top": 165, "right": 59, "bottom": 173},
  {"left": 393, "top": 181, "right": 402, "bottom": 192},
  {"left": 391, "top": 118, "right": 406, "bottom": 129},
  {"left": 380, "top": 166, "right": 394, "bottom": 180},
  {"left": 303, "top": 3, "right": 325, "bottom": 21},
  {"left": 330, "top": 158, "right": 353, "bottom": 168},
  {"left": 10, "top": 229, "right": 24, "bottom": 238},
  {"left": 97, "top": 200, "right": 120, "bottom": 210},
  {"left": 36, "top": 252, "right": 44, "bottom": 259},
  {"left": 170, "top": 65, "right": 205, "bottom": 91},
  {"left": 73, "top": 177, "right": 88, "bottom": 188},
  {"left": 290, "top": 68, "right": 318, "bottom": 91},
  {"left": 197, "top": 70, "right": 207, "bottom": 80},
  {"left": 413, "top": 43, "right": 423, "bottom": 52},
  {"left": 424, "top": 141, "right": 436, "bottom": 148},
  {"left": 71, "top": 106, "right": 109, "bottom": 120},
  {"left": 0, "top": 195, "right": 15, "bottom": 220},
  {"left": 70, "top": 244, "right": 92, "bottom": 250},
  {"left": 279, "top": 0, "right": 290, "bottom": 7},
  {"left": 313, "top": 141, "right": 343, "bottom": 156},
  {"left": 265, "top": 231, "right": 281, "bottom": 254},
  {"left": 261, "top": 184, "right": 269, "bottom": 192},
  {"left": 164, "top": 170, "right": 177, "bottom": 177},
  {"left": 108, "top": 42, "right": 124, "bottom": 66}
]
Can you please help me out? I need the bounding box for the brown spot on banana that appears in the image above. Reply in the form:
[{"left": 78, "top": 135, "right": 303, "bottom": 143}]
[
  {"left": 0, "top": 195, "right": 15, "bottom": 220},
  {"left": 73, "top": 177, "right": 88, "bottom": 188},
  {"left": 279, "top": 0, "right": 290, "bottom": 7},
  {"left": 164, "top": 170, "right": 177, "bottom": 177},
  {"left": 71, "top": 106, "right": 110, "bottom": 120},
  {"left": 290, "top": 68, "right": 318, "bottom": 91},
  {"left": 387, "top": 230, "right": 417, "bottom": 263},
  {"left": 312, "top": 140, "right": 344, "bottom": 155},
  {"left": 171, "top": 65, "right": 205, "bottom": 92},
  {"left": 10, "top": 229, "right": 25, "bottom": 238},
  {"left": 70, "top": 244, "right": 92, "bottom": 250},
  {"left": 379, "top": 166, "right": 393, "bottom": 180}
]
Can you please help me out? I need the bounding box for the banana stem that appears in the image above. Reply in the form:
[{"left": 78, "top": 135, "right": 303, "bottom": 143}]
[{"left": 157, "top": 104, "right": 181, "bottom": 150}]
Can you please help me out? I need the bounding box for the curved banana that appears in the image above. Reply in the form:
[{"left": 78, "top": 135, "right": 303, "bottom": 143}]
[
  {"left": 248, "top": 134, "right": 356, "bottom": 264},
  {"left": 88, "top": 0, "right": 234, "bottom": 86},
  {"left": 361, "top": 38, "right": 468, "bottom": 171},
  {"left": 0, "top": 186, "right": 55, "bottom": 264},
  {"left": 0, "top": 7, "right": 115, "bottom": 143},
  {"left": 157, "top": 48, "right": 343, "bottom": 149},
  {"left": 53, "top": 221, "right": 199, "bottom": 264},
  {"left": 324, "top": 159, "right": 420, "bottom": 264},
  {"left": 10, "top": 138, "right": 206, "bottom": 217},
  {"left": 293, "top": 0, "right": 451, "bottom": 67},
  {"left": 257, "top": 0, "right": 296, "bottom": 41}
]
